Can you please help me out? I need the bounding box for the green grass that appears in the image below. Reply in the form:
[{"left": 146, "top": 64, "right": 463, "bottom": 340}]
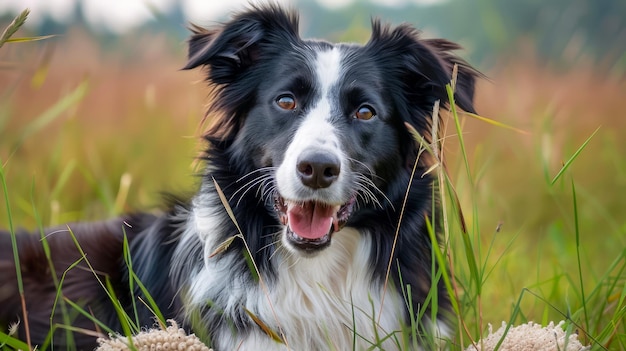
[{"left": 1, "top": 11, "right": 626, "bottom": 351}]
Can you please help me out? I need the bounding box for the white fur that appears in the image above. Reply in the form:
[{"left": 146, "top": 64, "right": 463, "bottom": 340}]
[
  {"left": 315, "top": 47, "right": 342, "bottom": 95},
  {"left": 181, "top": 190, "right": 246, "bottom": 310},
  {"left": 275, "top": 47, "right": 349, "bottom": 204},
  {"left": 215, "top": 227, "right": 405, "bottom": 351}
]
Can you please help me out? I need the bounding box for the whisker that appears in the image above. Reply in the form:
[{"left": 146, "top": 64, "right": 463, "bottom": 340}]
[
  {"left": 267, "top": 240, "right": 286, "bottom": 262},
  {"left": 233, "top": 166, "right": 276, "bottom": 184},
  {"left": 260, "top": 181, "right": 278, "bottom": 203},
  {"left": 360, "top": 182, "right": 383, "bottom": 207},
  {"left": 347, "top": 157, "right": 384, "bottom": 183},
  {"left": 353, "top": 173, "right": 392, "bottom": 210},
  {"left": 258, "top": 234, "right": 282, "bottom": 254},
  {"left": 260, "top": 226, "right": 283, "bottom": 239},
  {"left": 230, "top": 172, "right": 275, "bottom": 207},
  {"left": 231, "top": 173, "right": 273, "bottom": 200},
  {"left": 234, "top": 178, "right": 270, "bottom": 207},
  {"left": 344, "top": 159, "right": 395, "bottom": 211}
]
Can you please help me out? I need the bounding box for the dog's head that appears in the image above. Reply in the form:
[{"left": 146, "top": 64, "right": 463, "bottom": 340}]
[{"left": 184, "top": 5, "right": 478, "bottom": 255}]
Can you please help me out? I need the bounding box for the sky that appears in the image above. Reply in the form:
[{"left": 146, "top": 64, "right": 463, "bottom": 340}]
[{"left": 1, "top": 0, "right": 443, "bottom": 34}]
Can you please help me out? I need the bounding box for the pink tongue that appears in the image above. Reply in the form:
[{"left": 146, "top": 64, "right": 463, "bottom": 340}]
[{"left": 287, "top": 202, "right": 335, "bottom": 239}]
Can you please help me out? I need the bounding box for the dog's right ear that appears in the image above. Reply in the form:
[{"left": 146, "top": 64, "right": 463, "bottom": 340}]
[{"left": 182, "top": 5, "right": 300, "bottom": 85}]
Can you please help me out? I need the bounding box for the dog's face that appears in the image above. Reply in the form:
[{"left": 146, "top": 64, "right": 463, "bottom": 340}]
[
  {"left": 184, "top": 5, "right": 476, "bottom": 255},
  {"left": 259, "top": 44, "right": 402, "bottom": 253}
]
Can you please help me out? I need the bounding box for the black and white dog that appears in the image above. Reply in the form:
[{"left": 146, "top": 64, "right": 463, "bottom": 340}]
[{"left": 0, "top": 5, "right": 478, "bottom": 350}]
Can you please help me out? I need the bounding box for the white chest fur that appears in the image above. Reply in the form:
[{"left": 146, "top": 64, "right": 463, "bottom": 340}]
[
  {"left": 186, "top": 213, "right": 404, "bottom": 350},
  {"left": 216, "top": 228, "right": 405, "bottom": 351},
  {"left": 182, "top": 202, "right": 407, "bottom": 350}
]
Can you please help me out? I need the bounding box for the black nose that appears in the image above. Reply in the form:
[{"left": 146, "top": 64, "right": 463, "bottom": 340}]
[{"left": 296, "top": 151, "right": 341, "bottom": 189}]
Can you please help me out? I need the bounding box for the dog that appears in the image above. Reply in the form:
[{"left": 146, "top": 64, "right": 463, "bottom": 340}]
[{"left": 0, "top": 5, "right": 478, "bottom": 350}]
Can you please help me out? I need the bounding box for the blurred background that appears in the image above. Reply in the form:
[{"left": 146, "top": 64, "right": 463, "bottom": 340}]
[{"left": 1, "top": 0, "right": 625, "bottom": 348}]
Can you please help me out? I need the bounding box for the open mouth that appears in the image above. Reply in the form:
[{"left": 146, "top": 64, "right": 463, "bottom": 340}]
[{"left": 274, "top": 195, "right": 356, "bottom": 251}]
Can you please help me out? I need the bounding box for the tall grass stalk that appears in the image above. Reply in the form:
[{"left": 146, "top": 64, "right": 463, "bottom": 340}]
[
  {"left": 211, "top": 177, "right": 288, "bottom": 347},
  {"left": 570, "top": 179, "right": 590, "bottom": 333},
  {"left": 0, "top": 161, "right": 32, "bottom": 350},
  {"left": 30, "top": 182, "right": 76, "bottom": 351},
  {"left": 0, "top": 10, "right": 41, "bottom": 349},
  {"left": 445, "top": 69, "right": 484, "bottom": 341}
]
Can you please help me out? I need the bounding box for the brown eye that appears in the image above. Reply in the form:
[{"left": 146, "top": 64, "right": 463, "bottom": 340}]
[
  {"left": 276, "top": 95, "right": 296, "bottom": 110},
  {"left": 354, "top": 105, "right": 376, "bottom": 120}
]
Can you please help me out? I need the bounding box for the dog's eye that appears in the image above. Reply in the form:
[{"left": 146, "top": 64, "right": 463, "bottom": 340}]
[
  {"left": 354, "top": 105, "right": 376, "bottom": 120},
  {"left": 276, "top": 95, "right": 297, "bottom": 110}
]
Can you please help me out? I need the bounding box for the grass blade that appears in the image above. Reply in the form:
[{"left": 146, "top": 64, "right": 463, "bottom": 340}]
[
  {"left": 211, "top": 177, "right": 288, "bottom": 345},
  {"left": 5, "top": 35, "right": 56, "bottom": 43},
  {"left": 550, "top": 127, "right": 600, "bottom": 185},
  {"left": 31, "top": 181, "right": 76, "bottom": 350},
  {"left": 378, "top": 120, "right": 423, "bottom": 323},
  {"left": 464, "top": 112, "right": 529, "bottom": 135},
  {"left": 244, "top": 307, "right": 284, "bottom": 344},
  {"left": 122, "top": 234, "right": 140, "bottom": 329},
  {"left": 211, "top": 177, "right": 259, "bottom": 281},
  {"left": 127, "top": 269, "right": 167, "bottom": 325},
  {"left": 212, "top": 177, "right": 244, "bottom": 236},
  {"left": 446, "top": 84, "right": 473, "bottom": 186},
  {"left": 105, "top": 277, "right": 137, "bottom": 348},
  {"left": 571, "top": 179, "right": 589, "bottom": 331},
  {"left": 19, "top": 79, "right": 90, "bottom": 143},
  {"left": 0, "top": 159, "right": 33, "bottom": 350},
  {"left": 209, "top": 235, "right": 237, "bottom": 258},
  {"left": 62, "top": 298, "right": 115, "bottom": 337},
  {"left": 0, "top": 329, "right": 30, "bottom": 350},
  {"left": 445, "top": 82, "right": 481, "bottom": 295}
]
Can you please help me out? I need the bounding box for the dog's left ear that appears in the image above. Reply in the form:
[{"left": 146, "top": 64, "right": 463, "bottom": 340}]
[
  {"left": 366, "top": 21, "right": 480, "bottom": 114},
  {"left": 421, "top": 38, "right": 478, "bottom": 114}
]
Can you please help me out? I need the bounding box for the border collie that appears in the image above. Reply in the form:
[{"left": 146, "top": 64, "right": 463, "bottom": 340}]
[{"left": 0, "top": 5, "right": 478, "bottom": 350}]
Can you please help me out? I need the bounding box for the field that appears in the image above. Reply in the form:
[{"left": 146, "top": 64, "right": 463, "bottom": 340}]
[{"left": 1, "top": 25, "right": 625, "bottom": 350}]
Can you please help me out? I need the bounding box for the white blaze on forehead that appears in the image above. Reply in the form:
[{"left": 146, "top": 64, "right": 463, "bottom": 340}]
[{"left": 315, "top": 47, "right": 343, "bottom": 104}]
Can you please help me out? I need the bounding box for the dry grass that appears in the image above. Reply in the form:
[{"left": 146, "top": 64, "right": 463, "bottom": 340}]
[{"left": 1, "top": 30, "right": 206, "bottom": 225}]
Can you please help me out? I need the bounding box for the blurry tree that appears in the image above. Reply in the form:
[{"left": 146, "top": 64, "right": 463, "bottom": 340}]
[
  {"left": 0, "top": 0, "right": 623, "bottom": 71},
  {"left": 296, "top": 0, "right": 626, "bottom": 71},
  {"left": 452, "top": 0, "right": 626, "bottom": 70}
]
